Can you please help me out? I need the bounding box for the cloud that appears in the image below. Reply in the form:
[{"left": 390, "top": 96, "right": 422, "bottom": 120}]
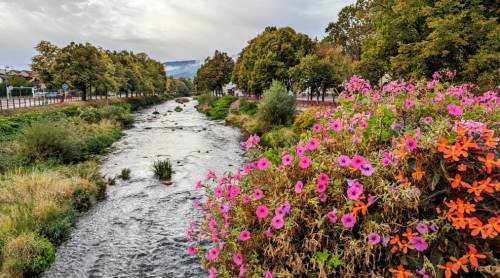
[{"left": 0, "top": 0, "right": 354, "bottom": 69}]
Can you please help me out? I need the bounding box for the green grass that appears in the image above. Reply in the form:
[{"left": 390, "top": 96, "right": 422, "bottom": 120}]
[
  {"left": 153, "top": 159, "right": 173, "bottom": 180},
  {"left": 208, "top": 96, "right": 237, "bottom": 119}
]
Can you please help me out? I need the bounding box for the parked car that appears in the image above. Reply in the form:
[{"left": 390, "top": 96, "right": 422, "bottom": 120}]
[{"left": 45, "top": 92, "right": 62, "bottom": 98}]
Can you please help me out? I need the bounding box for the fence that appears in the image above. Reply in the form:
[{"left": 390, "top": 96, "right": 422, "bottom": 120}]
[{"left": 0, "top": 91, "right": 149, "bottom": 111}]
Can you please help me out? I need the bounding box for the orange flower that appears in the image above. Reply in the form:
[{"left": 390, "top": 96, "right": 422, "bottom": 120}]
[
  {"left": 389, "top": 265, "right": 412, "bottom": 278},
  {"left": 402, "top": 227, "right": 417, "bottom": 241},
  {"left": 397, "top": 240, "right": 414, "bottom": 254},
  {"left": 464, "top": 244, "right": 486, "bottom": 268},
  {"left": 460, "top": 137, "right": 477, "bottom": 150},
  {"left": 450, "top": 213, "right": 469, "bottom": 229},
  {"left": 450, "top": 256, "right": 469, "bottom": 273},
  {"left": 413, "top": 166, "right": 425, "bottom": 181},
  {"left": 446, "top": 198, "right": 475, "bottom": 215},
  {"left": 483, "top": 132, "right": 499, "bottom": 148},
  {"left": 442, "top": 143, "right": 467, "bottom": 161},
  {"left": 438, "top": 262, "right": 457, "bottom": 278},
  {"left": 457, "top": 163, "right": 467, "bottom": 171},
  {"left": 488, "top": 217, "right": 500, "bottom": 233},
  {"left": 448, "top": 174, "right": 469, "bottom": 188},
  {"left": 352, "top": 200, "right": 368, "bottom": 216},
  {"left": 437, "top": 138, "right": 449, "bottom": 152},
  {"left": 468, "top": 218, "right": 492, "bottom": 239},
  {"left": 477, "top": 153, "right": 499, "bottom": 174}
]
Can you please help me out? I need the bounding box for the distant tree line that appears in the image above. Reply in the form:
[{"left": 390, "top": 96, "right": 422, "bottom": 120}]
[
  {"left": 31, "top": 41, "right": 167, "bottom": 100},
  {"left": 194, "top": 0, "right": 498, "bottom": 98}
]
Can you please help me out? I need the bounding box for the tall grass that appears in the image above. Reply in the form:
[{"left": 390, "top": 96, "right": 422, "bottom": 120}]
[
  {"left": 153, "top": 159, "right": 173, "bottom": 180},
  {"left": 0, "top": 162, "right": 104, "bottom": 276}
]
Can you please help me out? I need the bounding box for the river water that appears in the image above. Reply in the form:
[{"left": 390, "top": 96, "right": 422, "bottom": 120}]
[{"left": 43, "top": 98, "right": 245, "bottom": 278}]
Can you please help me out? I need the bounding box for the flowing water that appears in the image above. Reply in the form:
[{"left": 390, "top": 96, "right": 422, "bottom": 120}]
[{"left": 43, "top": 98, "right": 245, "bottom": 278}]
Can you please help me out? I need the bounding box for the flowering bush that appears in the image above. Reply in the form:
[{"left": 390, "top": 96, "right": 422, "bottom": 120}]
[{"left": 187, "top": 72, "right": 498, "bottom": 277}]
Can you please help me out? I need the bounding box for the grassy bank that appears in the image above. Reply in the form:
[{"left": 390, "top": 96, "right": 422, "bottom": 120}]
[{"left": 0, "top": 95, "right": 168, "bottom": 277}]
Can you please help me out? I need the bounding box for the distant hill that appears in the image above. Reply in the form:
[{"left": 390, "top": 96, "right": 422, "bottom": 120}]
[{"left": 164, "top": 60, "right": 201, "bottom": 79}]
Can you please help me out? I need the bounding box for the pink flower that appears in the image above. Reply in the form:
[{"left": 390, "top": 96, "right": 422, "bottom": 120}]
[
  {"left": 263, "top": 228, "right": 273, "bottom": 238},
  {"left": 196, "top": 180, "right": 203, "bottom": 190},
  {"left": 275, "top": 206, "right": 286, "bottom": 217},
  {"left": 313, "top": 123, "right": 322, "bottom": 132},
  {"left": 244, "top": 164, "right": 252, "bottom": 173},
  {"left": 296, "top": 145, "right": 306, "bottom": 157},
  {"left": 368, "top": 233, "right": 381, "bottom": 245},
  {"left": 317, "top": 173, "right": 329, "bottom": 185},
  {"left": 346, "top": 185, "right": 363, "bottom": 200},
  {"left": 282, "top": 154, "right": 293, "bottom": 166},
  {"left": 257, "top": 157, "right": 270, "bottom": 170},
  {"left": 382, "top": 151, "right": 394, "bottom": 166},
  {"left": 187, "top": 245, "right": 197, "bottom": 255},
  {"left": 208, "top": 267, "right": 217, "bottom": 278},
  {"left": 294, "top": 181, "right": 303, "bottom": 193},
  {"left": 256, "top": 205, "right": 269, "bottom": 219},
  {"left": 241, "top": 195, "right": 249, "bottom": 203},
  {"left": 352, "top": 136, "right": 361, "bottom": 144},
  {"left": 298, "top": 156, "right": 311, "bottom": 169},
  {"left": 341, "top": 213, "right": 356, "bottom": 228},
  {"left": 207, "top": 247, "right": 219, "bottom": 261},
  {"left": 239, "top": 265, "right": 247, "bottom": 277},
  {"left": 350, "top": 155, "right": 366, "bottom": 169},
  {"left": 405, "top": 137, "right": 418, "bottom": 151},
  {"left": 214, "top": 186, "right": 223, "bottom": 199},
  {"left": 219, "top": 202, "right": 231, "bottom": 213},
  {"left": 422, "top": 116, "right": 433, "bottom": 125},
  {"left": 242, "top": 134, "right": 260, "bottom": 149},
  {"left": 327, "top": 209, "right": 338, "bottom": 223},
  {"left": 265, "top": 271, "right": 273, "bottom": 278},
  {"left": 233, "top": 252, "right": 243, "bottom": 266},
  {"left": 416, "top": 223, "right": 429, "bottom": 234},
  {"left": 410, "top": 236, "right": 428, "bottom": 252},
  {"left": 404, "top": 99, "right": 414, "bottom": 109},
  {"left": 271, "top": 215, "right": 284, "bottom": 229},
  {"left": 360, "top": 162, "right": 374, "bottom": 176},
  {"left": 329, "top": 119, "right": 343, "bottom": 132},
  {"left": 337, "top": 155, "right": 351, "bottom": 167},
  {"left": 306, "top": 138, "right": 319, "bottom": 151},
  {"left": 448, "top": 104, "right": 463, "bottom": 116},
  {"left": 317, "top": 182, "right": 327, "bottom": 193},
  {"left": 252, "top": 189, "right": 264, "bottom": 200},
  {"left": 238, "top": 230, "right": 251, "bottom": 241}
]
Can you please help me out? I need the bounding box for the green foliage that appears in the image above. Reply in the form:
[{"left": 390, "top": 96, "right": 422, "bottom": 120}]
[
  {"left": 153, "top": 159, "right": 173, "bottom": 180},
  {"left": 174, "top": 106, "right": 183, "bottom": 112},
  {"left": 194, "top": 50, "right": 234, "bottom": 94},
  {"left": 261, "top": 127, "right": 298, "bottom": 148},
  {"left": 208, "top": 96, "right": 237, "bottom": 119},
  {"left": 356, "top": 0, "right": 499, "bottom": 87},
  {"left": 233, "top": 27, "right": 314, "bottom": 96},
  {"left": 238, "top": 99, "right": 258, "bottom": 115},
  {"left": 256, "top": 81, "right": 296, "bottom": 129},
  {"left": 9, "top": 75, "right": 31, "bottom": 87},
  {"left": 119, "top": 168, "right": 131, "bottom": 180},
  {"left": 363, "top": 105, "right": 397, "bottom": 144},
  {"left": 196, "top": 93, "right": 217, "bottom": 107}
]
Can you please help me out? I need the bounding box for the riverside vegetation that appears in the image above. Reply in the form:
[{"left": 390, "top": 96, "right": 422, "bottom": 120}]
[
  {"left": 0, "top": 95, "right": 168, "bottom": 277},
  {"left": 187, "top": 72, "right": 498, "bottom": 277}
]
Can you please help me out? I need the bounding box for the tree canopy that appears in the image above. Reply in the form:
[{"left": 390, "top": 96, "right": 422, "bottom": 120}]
[
  {"left": 232, "top": 27, "right": 314, "bottom": 97},
  {"left": 194, "top": 50, "right": 234, "bottom": 95},
  {"left": 31, "top": 41, "right": 166, "bottom": 99}
]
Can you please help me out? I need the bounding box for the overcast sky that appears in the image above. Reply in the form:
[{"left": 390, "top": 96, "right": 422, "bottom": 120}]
[{"left": 0, "top": 0, "right": 354, "bottom": 69}]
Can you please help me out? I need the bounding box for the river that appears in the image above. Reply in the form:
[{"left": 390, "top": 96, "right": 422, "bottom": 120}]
[{"left": 43, "top": 98, "right": 245, "bottom": 277}]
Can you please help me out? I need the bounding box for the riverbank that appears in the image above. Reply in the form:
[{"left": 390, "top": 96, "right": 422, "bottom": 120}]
[{"left": 0, "top": 95, "right": 170, "bottom": 277}]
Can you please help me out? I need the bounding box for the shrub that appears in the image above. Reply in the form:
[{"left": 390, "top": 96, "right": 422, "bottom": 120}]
[
  {"left": 256, "top": 80, "right": 296, "bottom": 129},
  {"left": 261, "top": 127, "right": 299, "bottom": 148},
  {"left": 175, "top": 98, "right": 190, "bottom": 104},
  {"left": 196, "top": 93, "right": 217, "bottom": 107},
  {"left": 187, "top": 73, "right": 498, "bottom": 277},
  {"left": 238, "top": 99, "right": 258, "bottom": 115},
  {"left": 153, "top": 159, "right": 173, "bottom": 180},
  {"left": 18, "top": 120, "right": 86, "bottom": 163},
  {"left": 119, "top": 168, "right": 131, "bottom": 180},
  {"left": 293, "top": 107, "right": 321, "bottom": 131},
  {"left": 175, "top": 106, "right": 183, "bottom": 112},
  {"left": 209, "top": 96, "right": 237, "bottom": 119}
]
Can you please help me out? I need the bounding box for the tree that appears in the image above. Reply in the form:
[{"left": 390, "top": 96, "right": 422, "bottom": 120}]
[
  {"left": 325, "top": 0, "right": 372, "bottom": 60},
  {"left": 290, "top": 42, "right": 352, "bottom": 101},
  {"left": 232, "top": 27, "right": 314, "bottom": 97},
  {"left": 9, "top": 75, "right": 31, "bottom": 87},
  {"left": 52, "top": 43, "right": 114, "bottom": 100},
  {"left": 194, "top": 50, "right": 234, "bottom": 95},
  {"left": 31, "top": 41, "right": 60, "bottom": 89},
  {"left": 355, "top": 0, "right": 499, "bottom": 87}
]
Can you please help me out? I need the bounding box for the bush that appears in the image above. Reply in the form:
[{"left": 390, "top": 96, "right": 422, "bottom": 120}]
[
  {"left": 119, "top": 168, "right": 131, "bottom": 180},
  {"left": 238, "top": 99, "right": 258, "bottom": 115},
  {"left": 261, "top": 127, "right": 299, "bottom": 148},
  {"left": 19, "top": 120, "right": 86, "bottom": 163},
  {"left": 153, "top": 159, "right": 173, "bottom": 180},
  {"left": 175, "top": 106, "right": 183, "bottom": 112},
  {"left": 208, "top": 96, "right": 237, "bottom": 119},
  {"left": 293, "top": 107, "right": 321, "bottom": 131},
  {"left": 256, "top": 80, "right": 296, "bottom": 129},
  {"left": 187, "top": 74, "right": 498, "bottom": 277}
]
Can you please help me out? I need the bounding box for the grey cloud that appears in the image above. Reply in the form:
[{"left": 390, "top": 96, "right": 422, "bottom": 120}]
[{"left": 0, "top": 0, "right": 354, "bottom": 69}]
